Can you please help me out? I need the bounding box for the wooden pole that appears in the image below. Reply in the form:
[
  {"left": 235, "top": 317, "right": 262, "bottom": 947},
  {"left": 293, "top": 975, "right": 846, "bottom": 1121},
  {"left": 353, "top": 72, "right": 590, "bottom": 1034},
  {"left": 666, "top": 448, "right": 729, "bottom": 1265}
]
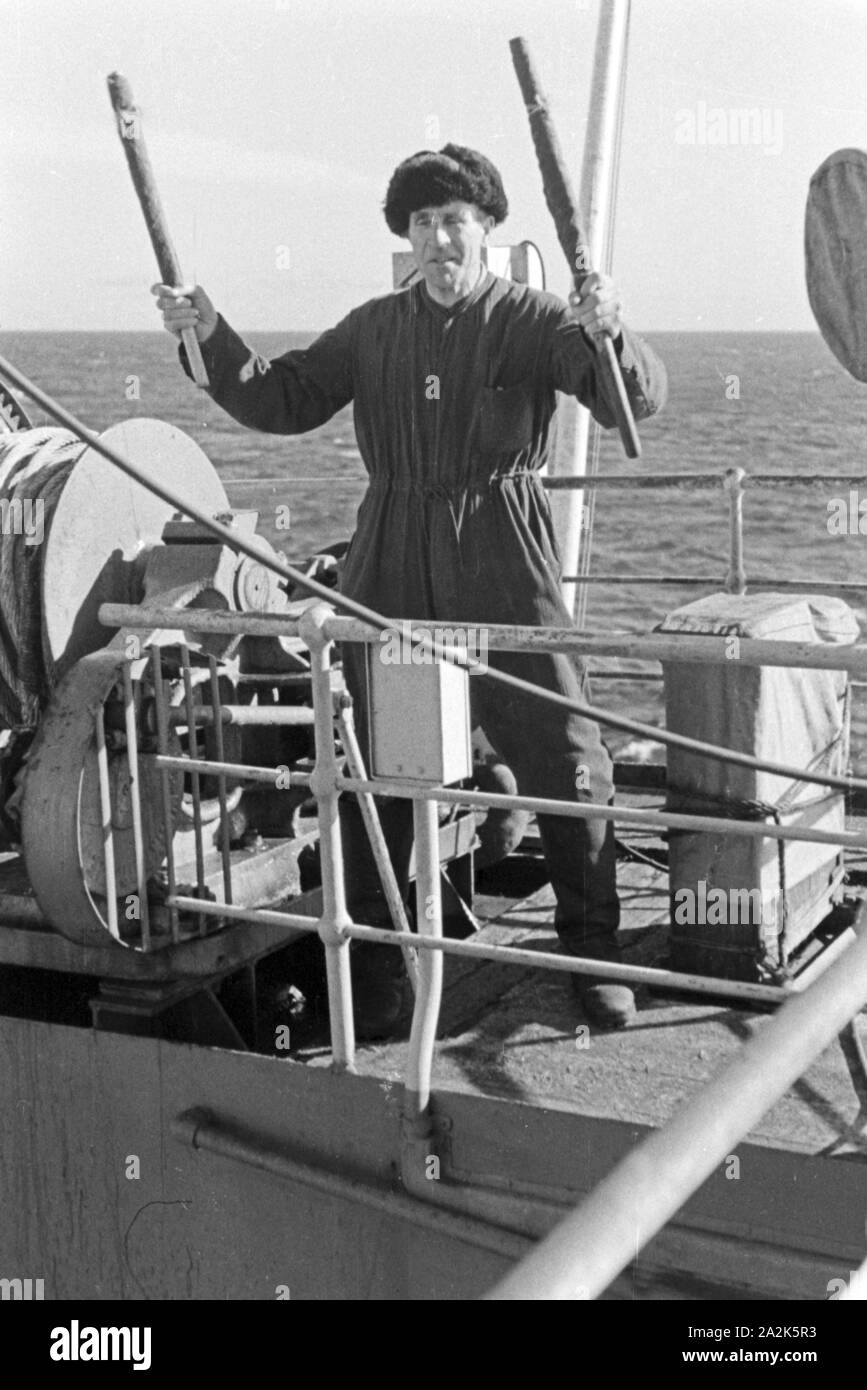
[
  {"left": 106, "top": 72, "right": 209, "bottom": 388},
  {"left": 509, "top": 33, "right": 640, "bottom": 461}
]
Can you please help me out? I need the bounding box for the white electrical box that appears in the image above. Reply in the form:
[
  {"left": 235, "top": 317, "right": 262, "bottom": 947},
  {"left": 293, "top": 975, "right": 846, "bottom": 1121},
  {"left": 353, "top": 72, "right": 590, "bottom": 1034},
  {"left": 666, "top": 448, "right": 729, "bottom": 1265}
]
[{"left": 366, "top": 652, "right": 472, "bottom": 785}]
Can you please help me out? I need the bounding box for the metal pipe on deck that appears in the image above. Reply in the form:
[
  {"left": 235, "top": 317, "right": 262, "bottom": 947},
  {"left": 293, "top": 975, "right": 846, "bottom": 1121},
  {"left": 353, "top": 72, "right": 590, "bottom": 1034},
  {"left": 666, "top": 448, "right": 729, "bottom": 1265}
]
[
  {"left": 94, "top": 704, "right": 120, "bottom": 941},
  {"left": 167, "top": 898, "right": 791, "bottom": 1007},
  {"left": 222, "top": 469, "right": 867, "bottom": 489},
  {"left": 158, "top": 748, "right": 866, "bottom": 841},
  {"left": 484, "top": 909, "right": 867, "bottom": 1300},
  {"left": 298, "top": 605, "right": 355, "bottom": 1072},
  {"left": 154, "top": 754, "right": 309, "bottom": 786},
  {"left": 326, "top": 618, "right": 867, "bottom": 674},
  {"left": 150, "top": 644, "right": 180, "bottom": 942},
  {"left": 560, "top": 576, "right": 867, "bottom": 595},
  {"left": 104, "top": 605, "right": 867, "bottom": 794},
  {"left": 556, "top": 0, "right": 631, "bottom": 616},
  {"left": 170, "top": 1108, "right": 528, "bottom": 1262},
  {"left": 180, "top": 647, "right": 206, "bottom": 935},
  {"left": 121, "top": 662, "right": 151, "bottom": 949},
  {"left": 404, "top": 797, "right": 444, "bottom": 1119},
  {"left": 100, "top": 603, "right": 867, "bottom": 675},
  {"left": 165, "top": 704, "right": 315, "bottom": 727},
  {"left": 724, "top": 467, "right": 747, "bottom": 594},
  {"left": 208, "top": 656, "right": 234, "bottom": 908},
  {"left": 338, "top": 776, "right": 867, "bottom": 852}
]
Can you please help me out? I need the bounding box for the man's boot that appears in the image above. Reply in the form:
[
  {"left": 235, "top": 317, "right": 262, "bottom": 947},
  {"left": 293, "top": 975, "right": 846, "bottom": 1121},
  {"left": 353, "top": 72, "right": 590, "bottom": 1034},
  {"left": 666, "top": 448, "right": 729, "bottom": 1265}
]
[
  {"left": 539, "top": 814, "right": 634, "bottom": 1028},
  {"left": 564, "top": 933, "right": 636, "bottom": 1029}
]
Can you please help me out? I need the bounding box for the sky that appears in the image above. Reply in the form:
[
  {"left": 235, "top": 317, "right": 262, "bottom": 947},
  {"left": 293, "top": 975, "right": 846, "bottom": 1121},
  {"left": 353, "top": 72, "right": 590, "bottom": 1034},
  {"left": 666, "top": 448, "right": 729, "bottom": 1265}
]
[{"left": 2, "top": 0, "right": 867, "bottom": 332}]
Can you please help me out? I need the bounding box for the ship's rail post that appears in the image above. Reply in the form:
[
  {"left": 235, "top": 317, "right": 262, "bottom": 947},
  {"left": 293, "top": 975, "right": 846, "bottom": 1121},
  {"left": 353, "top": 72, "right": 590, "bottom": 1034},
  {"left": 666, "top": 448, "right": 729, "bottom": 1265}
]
[
  {"left": 207, "top": 653, "right": 234, "bottom": 909},
  {"left": 404, "top": 791, "right": 443, "bottom": 1124},
  {"left": 94, "top": 701, "right": 121, "bottom": 942},
  {"left": 298, "top": 603, "right": 356, "bottom": 1072},
  {"left": 724, "top": 466, "right": 747, "bottom": 595},
  {"left": 121, "top": 660, "right": 151, "bottom": 949},
  {"left": 149, "top": 643, "right": 181, "bottom": 943},
  {"left": 179, "top": 644, "right": 207, "bottom": 935}
]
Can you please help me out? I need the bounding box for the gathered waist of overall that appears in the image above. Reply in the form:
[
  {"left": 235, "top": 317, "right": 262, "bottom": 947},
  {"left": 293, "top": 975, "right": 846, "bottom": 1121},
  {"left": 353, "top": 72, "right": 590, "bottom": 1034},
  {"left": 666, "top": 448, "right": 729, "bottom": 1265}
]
[{"left": 366, "top": 470, "right": 543, "bottom": 499}]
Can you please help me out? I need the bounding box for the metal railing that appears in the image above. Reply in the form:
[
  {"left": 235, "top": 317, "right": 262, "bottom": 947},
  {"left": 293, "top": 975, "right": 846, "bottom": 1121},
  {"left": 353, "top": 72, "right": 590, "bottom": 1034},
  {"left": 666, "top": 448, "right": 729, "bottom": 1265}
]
[
  {"left": 94, "top": 597, "right": 867, "bottom": 1297},
  {"left": 9, "top": 347, "right": 867, "bottom": 1299},
  {"left": 98, "top": 609, "right": 864, "bottom": 990},
  {"left": 227, "top": 461, "right": 867, "bottom": 603}
]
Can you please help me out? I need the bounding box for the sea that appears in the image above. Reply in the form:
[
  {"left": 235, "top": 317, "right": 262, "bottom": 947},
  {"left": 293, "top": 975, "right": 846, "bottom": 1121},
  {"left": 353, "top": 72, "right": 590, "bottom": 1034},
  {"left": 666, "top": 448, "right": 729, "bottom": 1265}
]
[{"left": 4, "top": 328, "right": 867, "bottom": 765}]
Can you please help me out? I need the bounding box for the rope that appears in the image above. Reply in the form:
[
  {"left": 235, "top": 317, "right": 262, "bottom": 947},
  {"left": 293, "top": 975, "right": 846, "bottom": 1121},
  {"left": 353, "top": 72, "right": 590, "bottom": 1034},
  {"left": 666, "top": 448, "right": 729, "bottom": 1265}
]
[
  {"left": 0, "top": 428, "right": 85, "bottom": 729},
  {"left": 0, "top": 373, "right": 34, "bottom": 434}
]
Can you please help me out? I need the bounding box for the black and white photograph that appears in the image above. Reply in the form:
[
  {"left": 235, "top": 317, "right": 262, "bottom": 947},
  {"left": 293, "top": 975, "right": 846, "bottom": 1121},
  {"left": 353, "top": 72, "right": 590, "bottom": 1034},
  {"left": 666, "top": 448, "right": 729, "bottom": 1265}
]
[{"left": 1, "top": 0, "right": 867, "bottom": 1339}]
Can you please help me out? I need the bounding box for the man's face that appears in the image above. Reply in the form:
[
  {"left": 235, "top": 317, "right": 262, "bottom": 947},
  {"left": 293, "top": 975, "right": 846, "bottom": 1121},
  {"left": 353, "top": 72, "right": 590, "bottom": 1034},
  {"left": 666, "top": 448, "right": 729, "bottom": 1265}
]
[{"left": 408, "top": 200, "right": 493, "bottom": 299}]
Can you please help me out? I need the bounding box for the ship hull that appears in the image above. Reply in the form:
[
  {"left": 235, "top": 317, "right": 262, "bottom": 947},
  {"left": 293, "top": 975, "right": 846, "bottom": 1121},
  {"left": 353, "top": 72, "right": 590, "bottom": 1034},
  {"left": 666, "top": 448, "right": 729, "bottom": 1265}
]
[{"left": 1, "top": 1013, "right": 864, "bottom": 1301}]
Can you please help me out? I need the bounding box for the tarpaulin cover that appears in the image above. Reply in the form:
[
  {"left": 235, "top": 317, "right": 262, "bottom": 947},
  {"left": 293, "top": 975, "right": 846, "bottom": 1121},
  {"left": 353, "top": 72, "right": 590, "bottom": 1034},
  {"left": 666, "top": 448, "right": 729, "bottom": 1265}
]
[
  {"left": 659, "top": 591, "right": 856, "bottom": 808},
  {"left": 659, "top": 592, "right": 857, "bottom": 966}
]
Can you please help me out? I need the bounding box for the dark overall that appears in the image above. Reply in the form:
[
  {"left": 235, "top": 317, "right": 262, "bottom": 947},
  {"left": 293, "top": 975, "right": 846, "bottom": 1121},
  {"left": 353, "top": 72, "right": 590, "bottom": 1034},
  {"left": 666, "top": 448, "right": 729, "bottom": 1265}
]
[{"left": 186, "top": 271, "right": 667, "bottom": 950}]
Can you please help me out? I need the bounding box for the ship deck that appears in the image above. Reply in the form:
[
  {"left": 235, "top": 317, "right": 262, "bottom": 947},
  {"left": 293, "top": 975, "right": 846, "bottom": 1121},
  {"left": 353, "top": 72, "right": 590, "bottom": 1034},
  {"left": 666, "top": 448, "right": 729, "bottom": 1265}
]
[
  {"left": 296, "top": 796, "right": 867, "bottom": 1161},
  {"left": 2, "top": 795, "right": 866, "bottom": 1300},
  {"left": 1, "top": 792, "right": 865, "bottom": 1158}
]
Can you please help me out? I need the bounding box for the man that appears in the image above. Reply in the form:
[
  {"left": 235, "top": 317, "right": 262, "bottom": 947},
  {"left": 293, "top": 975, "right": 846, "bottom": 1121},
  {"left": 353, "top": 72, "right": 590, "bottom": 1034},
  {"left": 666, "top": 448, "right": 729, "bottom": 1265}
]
[{"left": 154, "top": 143, "right": 667, "bottom": 1038}]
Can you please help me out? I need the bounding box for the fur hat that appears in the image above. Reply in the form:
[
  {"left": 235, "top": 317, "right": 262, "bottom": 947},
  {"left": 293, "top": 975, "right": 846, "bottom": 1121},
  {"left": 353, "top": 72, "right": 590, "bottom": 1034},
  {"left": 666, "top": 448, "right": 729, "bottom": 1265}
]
[{"left": 383, "top": 144, "right": 508, "bottom": 236}]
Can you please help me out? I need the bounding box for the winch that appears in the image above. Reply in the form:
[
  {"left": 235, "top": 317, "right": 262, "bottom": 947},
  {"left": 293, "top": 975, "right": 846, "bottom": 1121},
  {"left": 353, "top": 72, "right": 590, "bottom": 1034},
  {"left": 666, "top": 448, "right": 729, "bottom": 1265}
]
[
  {"left": 0, "top": 418, "right": 322, "bottom": 973},
  {"left": 0, "top": 411, "right": 482, "bottom": 1043}
]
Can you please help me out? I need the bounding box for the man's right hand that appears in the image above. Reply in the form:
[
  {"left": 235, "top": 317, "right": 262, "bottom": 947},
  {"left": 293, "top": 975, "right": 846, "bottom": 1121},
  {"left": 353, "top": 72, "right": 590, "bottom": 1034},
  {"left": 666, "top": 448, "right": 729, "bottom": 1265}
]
[{"left": 151, "top": 283, "right": 218, "bottom": 344}]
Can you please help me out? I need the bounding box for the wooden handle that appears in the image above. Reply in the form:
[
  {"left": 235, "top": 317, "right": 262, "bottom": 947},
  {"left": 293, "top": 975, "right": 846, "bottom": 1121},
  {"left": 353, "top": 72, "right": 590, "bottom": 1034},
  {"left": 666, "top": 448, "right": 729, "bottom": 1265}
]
[
  {"left": 107, "top": 72, "right": 209, "bottom": 389},
  {"left": 597, "top": 336, "right": 641, "bottom": 460},
  {"left": 509, "top": 36, "right": 640, "bottom": 459}
]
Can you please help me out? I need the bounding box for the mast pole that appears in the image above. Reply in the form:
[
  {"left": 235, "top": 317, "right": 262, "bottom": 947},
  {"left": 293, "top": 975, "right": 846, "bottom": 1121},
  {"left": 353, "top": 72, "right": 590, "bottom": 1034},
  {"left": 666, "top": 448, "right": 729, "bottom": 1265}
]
[{"left": 556, "top": 0, "right": 631, "bottom": 618}]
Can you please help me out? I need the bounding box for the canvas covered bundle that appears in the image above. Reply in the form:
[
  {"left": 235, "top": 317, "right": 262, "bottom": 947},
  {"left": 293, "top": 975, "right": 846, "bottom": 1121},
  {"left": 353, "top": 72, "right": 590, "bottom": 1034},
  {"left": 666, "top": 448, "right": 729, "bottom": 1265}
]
[{"left": 659, "top": 592, "right": 857, "bottom": 981}]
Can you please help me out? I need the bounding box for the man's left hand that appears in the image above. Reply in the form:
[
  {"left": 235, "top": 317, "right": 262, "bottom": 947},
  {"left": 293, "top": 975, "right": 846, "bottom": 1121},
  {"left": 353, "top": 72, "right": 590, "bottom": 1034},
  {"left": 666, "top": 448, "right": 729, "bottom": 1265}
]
[{"left": 568, "top": 272, "right": 624, "bottom": 345}]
